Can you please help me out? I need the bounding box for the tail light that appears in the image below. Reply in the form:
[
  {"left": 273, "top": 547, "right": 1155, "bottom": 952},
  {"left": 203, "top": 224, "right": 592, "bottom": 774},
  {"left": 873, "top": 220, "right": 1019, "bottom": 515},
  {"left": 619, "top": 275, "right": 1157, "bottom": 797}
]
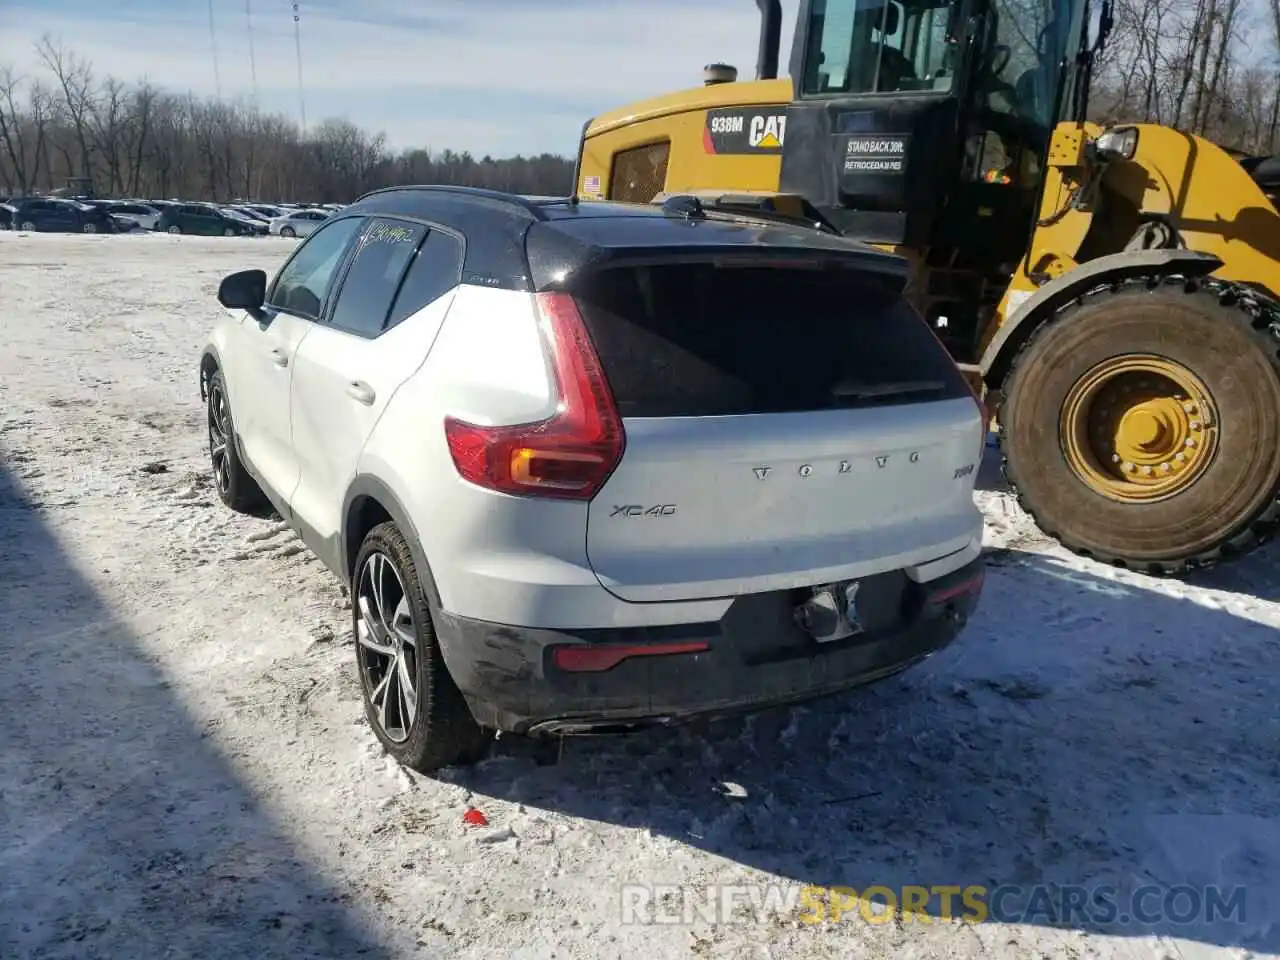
[{"left": 444, "top": 292, "right": 625, "bottom": 500}]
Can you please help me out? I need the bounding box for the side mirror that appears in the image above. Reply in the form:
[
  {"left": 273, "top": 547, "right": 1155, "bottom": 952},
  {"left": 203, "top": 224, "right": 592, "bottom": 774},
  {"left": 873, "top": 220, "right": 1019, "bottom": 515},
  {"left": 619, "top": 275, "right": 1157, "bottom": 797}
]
[{"left": 217, "top": 269, "right": 267, "bottom": 316}]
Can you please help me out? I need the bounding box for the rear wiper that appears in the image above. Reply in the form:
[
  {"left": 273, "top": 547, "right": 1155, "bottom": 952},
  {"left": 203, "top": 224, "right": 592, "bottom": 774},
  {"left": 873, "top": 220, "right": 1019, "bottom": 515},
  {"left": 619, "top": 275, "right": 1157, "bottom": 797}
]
[{"left": 830, "top": 378, "right": 946, "bottom": 400}]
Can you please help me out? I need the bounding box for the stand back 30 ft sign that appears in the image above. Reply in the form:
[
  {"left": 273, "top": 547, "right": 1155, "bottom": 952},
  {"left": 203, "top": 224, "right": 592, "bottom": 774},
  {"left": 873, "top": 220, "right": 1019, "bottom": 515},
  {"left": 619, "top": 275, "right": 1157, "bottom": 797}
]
[{"left": 703, "top": 107, "right": 788, "bottom": 155}]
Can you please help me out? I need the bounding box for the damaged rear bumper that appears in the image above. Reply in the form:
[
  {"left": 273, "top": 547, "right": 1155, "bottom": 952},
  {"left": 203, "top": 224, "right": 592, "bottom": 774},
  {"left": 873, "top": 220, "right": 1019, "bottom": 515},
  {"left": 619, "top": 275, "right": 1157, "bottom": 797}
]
[{"left": 434, "top": 557, "right": 984, "bottom": 735}]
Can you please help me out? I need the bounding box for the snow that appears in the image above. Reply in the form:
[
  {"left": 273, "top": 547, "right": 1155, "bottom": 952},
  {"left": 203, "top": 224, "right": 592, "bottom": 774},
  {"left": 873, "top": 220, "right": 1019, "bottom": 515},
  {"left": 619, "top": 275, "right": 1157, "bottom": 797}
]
[{"left": 1, "top": 231, "right": 1278, "bottom": 960}]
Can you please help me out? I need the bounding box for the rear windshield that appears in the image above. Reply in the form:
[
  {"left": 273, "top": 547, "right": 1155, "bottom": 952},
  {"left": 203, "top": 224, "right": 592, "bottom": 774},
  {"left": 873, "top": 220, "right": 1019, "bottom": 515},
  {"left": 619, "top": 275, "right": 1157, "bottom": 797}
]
[{"left": 570, "top": 262, "right": 971, "bottom": 417}]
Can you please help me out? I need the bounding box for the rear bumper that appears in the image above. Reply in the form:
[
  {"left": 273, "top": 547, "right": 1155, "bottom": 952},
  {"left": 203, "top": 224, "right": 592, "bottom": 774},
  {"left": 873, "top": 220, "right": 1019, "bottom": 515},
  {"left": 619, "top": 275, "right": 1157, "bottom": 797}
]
[{"left": 434, "top": 557, "right": 984, "bottom": 735}]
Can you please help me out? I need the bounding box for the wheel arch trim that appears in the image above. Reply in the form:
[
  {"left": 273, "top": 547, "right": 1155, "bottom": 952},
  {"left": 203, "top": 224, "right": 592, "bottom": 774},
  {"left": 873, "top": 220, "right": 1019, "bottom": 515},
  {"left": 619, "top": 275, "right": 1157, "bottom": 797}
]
[
  {"left": 341, "top": 475, "right": 443, "bottom": 609},
  {"left": 198, "top": 344, "right": 223, "bottom": 401},
  {"left": 980, "top": 249, "right": 1224, "bottom": 387}
]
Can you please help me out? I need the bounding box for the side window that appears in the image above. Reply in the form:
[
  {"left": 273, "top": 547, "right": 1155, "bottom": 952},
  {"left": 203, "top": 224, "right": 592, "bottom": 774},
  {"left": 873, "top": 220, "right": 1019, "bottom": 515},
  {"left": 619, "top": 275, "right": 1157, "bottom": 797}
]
[
  {"left": 327, "top": 218, "right": 428, "bottom": 338},
  {"left": 386, "top": 229, "right": 464, "bottom": 330},
  {"left": 802, "top": 0, "right": 956, "bottom": 95},
  {"left": 267, "top": 217, "right": 364, "bottom": 321}
]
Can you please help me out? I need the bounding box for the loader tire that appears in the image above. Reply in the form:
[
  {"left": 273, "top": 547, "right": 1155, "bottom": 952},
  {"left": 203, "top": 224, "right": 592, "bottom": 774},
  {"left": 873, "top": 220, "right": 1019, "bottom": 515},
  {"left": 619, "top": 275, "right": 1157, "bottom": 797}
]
[{"left": 999, "top": 275, "right": 1280, "bottom": 574}]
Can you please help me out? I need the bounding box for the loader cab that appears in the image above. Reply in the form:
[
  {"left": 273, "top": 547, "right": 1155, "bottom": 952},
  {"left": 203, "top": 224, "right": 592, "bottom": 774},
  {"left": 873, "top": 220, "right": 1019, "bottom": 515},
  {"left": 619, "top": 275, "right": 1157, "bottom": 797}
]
[{"left": 781, "top": 0, "right": 1085, "bottom": 252}]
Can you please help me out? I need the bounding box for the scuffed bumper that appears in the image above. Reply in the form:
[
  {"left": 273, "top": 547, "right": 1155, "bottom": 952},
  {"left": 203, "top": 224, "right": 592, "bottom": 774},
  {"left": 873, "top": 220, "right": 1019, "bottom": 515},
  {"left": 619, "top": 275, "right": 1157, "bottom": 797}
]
[{"left": 434, "top": 557, "right": 984, "bottom": 735}]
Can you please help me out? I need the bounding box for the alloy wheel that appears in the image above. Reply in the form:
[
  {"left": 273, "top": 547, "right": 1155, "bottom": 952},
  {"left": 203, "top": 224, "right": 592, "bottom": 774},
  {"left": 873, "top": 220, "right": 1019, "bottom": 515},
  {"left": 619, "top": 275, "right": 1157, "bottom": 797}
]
[
  {"left": 356, "top": 552, "right": 419, "bottom": 743},
  {"left": 207, "top": 382, "right": 232, "bottom": 497}
]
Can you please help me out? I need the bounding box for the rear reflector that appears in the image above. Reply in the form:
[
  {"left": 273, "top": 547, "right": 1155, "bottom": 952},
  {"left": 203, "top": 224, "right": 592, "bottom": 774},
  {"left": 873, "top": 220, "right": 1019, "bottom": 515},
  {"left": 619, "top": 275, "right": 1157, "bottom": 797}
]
[
  {"left": 444, "top": 292, "right": 625, "bottom": 500},
  {"left": 925, "top": 569, "right": 985, "bottom": 605},
  {"left": 551, "top": 641, "right": 709, "bottom": 673}
]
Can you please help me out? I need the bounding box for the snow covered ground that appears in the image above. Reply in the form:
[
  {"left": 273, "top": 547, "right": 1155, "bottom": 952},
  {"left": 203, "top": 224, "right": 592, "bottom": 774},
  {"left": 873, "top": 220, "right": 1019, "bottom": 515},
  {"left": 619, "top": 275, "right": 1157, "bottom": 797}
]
[{"left": 1, "top": 232, "right": 1278, "bottom": 960}]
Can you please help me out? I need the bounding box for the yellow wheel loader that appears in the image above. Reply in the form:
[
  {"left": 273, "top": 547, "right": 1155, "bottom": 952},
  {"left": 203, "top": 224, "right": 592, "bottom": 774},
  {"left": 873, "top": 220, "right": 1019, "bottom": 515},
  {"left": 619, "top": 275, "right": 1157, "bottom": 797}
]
[{"left": 571, "top": 0, "right": 1280, "bottom": 574}]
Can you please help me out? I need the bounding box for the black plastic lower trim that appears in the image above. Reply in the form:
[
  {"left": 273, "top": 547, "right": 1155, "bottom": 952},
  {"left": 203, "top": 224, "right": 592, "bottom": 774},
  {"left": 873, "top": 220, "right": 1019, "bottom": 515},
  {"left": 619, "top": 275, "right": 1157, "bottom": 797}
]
[{"left": 433, "top": 557, "right": 984, "bottom": 734}]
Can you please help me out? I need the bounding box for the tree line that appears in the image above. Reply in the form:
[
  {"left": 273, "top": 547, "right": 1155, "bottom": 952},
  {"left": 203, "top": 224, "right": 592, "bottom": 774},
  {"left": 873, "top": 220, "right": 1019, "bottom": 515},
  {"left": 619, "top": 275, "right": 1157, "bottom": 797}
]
[
  {"left": 3, "top": 15, "right": 1280, "bottom": 204},
  {"left": 1083, "top": 0, "right": 1280, "bottom": 149},
  {"left": 0, "top": 36, "right": 574, "bottom": 202}
]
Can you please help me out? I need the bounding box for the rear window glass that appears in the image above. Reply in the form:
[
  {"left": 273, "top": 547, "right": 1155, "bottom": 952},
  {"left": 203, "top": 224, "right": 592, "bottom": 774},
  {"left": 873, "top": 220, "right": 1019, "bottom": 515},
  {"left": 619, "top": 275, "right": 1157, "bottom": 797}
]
[{"left": 570, "top": 262, "right": 969, "bottom": 417}]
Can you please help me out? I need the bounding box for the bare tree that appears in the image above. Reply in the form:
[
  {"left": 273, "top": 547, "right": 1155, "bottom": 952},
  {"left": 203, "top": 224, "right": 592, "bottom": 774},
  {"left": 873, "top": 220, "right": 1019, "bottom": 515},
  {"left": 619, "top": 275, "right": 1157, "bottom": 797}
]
[
  {"left": 36, "top": 35, "right": 96, "bottom": 179},
  {"left": 0, "top": 65, "right": 30, "bottom": 192}
]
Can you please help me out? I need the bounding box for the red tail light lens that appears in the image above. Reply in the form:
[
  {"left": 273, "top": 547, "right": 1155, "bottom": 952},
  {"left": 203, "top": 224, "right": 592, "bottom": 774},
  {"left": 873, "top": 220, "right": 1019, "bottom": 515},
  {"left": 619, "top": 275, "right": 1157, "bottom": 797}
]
[{"left": 444, "top": 292, "right": 625, "bottom": 500}]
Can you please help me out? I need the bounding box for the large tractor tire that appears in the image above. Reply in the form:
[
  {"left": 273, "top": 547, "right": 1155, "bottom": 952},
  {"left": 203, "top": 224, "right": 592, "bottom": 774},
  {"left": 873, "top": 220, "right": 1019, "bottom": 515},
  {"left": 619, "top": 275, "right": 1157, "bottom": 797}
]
[{"left": 999, "top": 275, "right": 1280, "bottom": 574}]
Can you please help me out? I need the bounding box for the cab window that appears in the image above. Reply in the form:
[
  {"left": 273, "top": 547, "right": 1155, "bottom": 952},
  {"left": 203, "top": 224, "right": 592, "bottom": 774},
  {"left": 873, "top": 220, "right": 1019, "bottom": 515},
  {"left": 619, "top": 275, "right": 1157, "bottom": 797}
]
[{"left": 802, "top": 0, "right": 958, "bottom": 95}]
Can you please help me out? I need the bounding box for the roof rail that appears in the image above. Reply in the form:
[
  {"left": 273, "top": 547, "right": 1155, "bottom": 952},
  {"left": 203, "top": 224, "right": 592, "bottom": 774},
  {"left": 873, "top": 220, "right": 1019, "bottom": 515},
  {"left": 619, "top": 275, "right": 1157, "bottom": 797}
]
[{"left": 353, "top": 184, "right": 551, "bottom": 220}]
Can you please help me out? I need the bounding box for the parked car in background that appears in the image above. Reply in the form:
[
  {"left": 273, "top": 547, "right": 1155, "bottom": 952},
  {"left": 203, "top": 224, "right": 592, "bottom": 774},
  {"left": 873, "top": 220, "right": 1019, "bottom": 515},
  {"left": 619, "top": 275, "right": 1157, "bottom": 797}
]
[
  {"left": 238, "top": 203, "right": 287, "bottom": 220},
  {"left": 218, "top": 206, "right": 270, "bottom": 234},
  {"left": 199, "top": 186, "right": 987, "bottom": 772},
  {"left": 10, "top": 198, "right": 118, "bottom": 233},
  {"left": 157, "top": 203, "right": 264, "bottom": 236},
  {"left": 268, "top": 207, "right": 330, "bottom": 237},
  {"left": 228, "top": 205, "right": 270, "bottom": 223},
  {"left": 102, "top": 201, "right": 163, "bottom": 230}
]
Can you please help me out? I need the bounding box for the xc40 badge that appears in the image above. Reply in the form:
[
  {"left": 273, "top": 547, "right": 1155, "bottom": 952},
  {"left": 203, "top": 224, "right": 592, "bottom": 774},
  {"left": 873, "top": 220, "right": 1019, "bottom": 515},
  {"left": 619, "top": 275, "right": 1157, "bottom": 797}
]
[{"left": 610, "top": 504, "right": 677, "bottom": 518}]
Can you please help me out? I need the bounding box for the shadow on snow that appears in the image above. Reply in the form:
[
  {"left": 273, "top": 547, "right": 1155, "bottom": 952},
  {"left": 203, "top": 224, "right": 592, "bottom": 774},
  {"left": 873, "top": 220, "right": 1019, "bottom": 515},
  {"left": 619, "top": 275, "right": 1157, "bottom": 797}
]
[{"left": 0, "top": 460, "right": 390, "bottom": 959}]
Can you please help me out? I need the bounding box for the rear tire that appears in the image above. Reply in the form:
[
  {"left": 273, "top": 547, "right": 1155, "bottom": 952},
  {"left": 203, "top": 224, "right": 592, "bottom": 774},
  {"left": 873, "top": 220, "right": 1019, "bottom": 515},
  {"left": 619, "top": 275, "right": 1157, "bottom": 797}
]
[
  {"left": 20, "top": 220, "right": 35, "bottom": 232},
  {"left": 223, "top": 227, "right": 235, "bottom": 237},
  {"left": 1000, "top": 276, "right": 1280, "bottom": 573},
  {"left": 83, "top": 222, "right": 97, "bottom": 233},
  {"left": 167, "top": 225, "right": 181, "bottom": 234},
  {"left": 353, "top": 522, "right": 490, "bottom": 773},
  {"left": 281, "top": 226, "right": 296, "bottom": 238},
  {"left": 206, "top": 369, "right": 267, "bottom": 513}
]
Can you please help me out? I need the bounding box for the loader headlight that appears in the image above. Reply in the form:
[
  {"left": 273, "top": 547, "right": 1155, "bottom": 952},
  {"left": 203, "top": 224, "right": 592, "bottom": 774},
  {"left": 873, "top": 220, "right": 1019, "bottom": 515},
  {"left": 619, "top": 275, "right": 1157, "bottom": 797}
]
[{"left": 1094, "top": 126, "right": 1139, "bottom": 160}]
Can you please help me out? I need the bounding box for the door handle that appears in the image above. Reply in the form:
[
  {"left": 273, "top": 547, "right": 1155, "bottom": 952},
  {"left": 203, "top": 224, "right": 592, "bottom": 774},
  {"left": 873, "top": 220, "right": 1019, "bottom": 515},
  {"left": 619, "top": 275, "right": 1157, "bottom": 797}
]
[
  {"left": 346, "top": 380, "right": 376, "bottom": 405},
  {"left": 270, "top": 348, "right": 289, "bottom": 368}
]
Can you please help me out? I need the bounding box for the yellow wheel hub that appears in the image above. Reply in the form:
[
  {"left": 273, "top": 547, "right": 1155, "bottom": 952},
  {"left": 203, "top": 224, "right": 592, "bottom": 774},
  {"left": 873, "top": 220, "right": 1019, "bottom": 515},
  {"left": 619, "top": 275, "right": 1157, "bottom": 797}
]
[{"left": 1060, "top": 355, "right": 1219, "bottom": 503}]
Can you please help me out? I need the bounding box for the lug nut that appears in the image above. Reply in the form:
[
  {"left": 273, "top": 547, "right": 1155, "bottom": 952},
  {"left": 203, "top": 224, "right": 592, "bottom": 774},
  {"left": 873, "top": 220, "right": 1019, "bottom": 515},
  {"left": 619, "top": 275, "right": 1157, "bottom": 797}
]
[
  {"left": 1112, "top": 453, "right": 1122, "bottom": 463},
  {"left": 1123, "top": 462, "right": 1136, "bottom": 472},
  {"left": 1185, "top": 438, "right": 1196, "bottom": 448},
  {"left": 1159, "top": 463, "right": 1171, "bottom": 472},
  {"left": 1190, "top": 421, "right": 1201, "bottom": 430},
  {"left": 1141, "top": 465, "right": 1153, "bottom": 475},
  {"left": 1175, "top": 452, "right": 1185, "bottom": 462},
  {"left": 1183, "top": 402, "right": 1196, "bottom": 413}
]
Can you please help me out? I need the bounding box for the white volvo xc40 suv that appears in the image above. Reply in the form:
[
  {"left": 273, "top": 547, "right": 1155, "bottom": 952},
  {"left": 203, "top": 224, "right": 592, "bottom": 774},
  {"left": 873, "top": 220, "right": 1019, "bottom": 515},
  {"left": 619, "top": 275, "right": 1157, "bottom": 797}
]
[{"left": 200, "top": 186, "right": 987, "bottom": 772}]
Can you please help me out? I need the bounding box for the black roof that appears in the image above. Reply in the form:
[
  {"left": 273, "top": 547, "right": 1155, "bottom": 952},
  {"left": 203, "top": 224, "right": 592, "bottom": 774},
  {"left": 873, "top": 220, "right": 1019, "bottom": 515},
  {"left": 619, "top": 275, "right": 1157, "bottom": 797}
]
[{"left": 344, "top": 185, "right": 907, "bottom": 292}]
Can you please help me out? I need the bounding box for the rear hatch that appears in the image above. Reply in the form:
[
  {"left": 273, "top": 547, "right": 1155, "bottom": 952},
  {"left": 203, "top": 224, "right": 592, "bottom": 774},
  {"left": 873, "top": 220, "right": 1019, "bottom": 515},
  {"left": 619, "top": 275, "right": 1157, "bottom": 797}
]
[{"left": 532, "top": 216, "right": 984, "bottom": 603}]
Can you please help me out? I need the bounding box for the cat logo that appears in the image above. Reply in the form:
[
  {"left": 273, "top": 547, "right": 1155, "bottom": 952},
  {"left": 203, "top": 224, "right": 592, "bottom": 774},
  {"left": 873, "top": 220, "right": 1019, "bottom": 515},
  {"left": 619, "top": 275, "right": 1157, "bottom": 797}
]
[
  {"left": 749, "top": 115, "right": 786, "bottom": 149},
  {"left": 704, "top": 108, "right": 788, "bottom": 155}
]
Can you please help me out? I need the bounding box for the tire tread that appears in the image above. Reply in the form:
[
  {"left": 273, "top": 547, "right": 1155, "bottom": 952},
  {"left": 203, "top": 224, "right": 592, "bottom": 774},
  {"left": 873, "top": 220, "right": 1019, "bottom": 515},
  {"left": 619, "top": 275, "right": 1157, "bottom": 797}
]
[{"left": 998, "top": 274, "right": 1280, "bottom": 575}]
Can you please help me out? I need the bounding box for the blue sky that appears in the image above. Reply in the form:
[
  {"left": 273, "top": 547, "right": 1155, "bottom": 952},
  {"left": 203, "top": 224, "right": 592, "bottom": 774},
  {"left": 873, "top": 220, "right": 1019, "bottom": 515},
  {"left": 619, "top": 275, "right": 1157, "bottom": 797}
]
[{"left": 0, "top": 0, "right": 800, "bottom": 157}]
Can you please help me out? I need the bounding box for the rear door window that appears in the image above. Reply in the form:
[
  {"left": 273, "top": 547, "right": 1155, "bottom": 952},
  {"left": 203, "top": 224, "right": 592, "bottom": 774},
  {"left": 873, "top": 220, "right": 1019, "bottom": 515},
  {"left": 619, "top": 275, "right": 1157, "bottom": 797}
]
[
  {"left": 386, "top": 229, "right": 463, "bottom": 329},
  {"left": 327, "top": 218, "right": 428, "bottom": 338},
  {"left": 570, "top": 261, "right": 970, "bottom": 417}
]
